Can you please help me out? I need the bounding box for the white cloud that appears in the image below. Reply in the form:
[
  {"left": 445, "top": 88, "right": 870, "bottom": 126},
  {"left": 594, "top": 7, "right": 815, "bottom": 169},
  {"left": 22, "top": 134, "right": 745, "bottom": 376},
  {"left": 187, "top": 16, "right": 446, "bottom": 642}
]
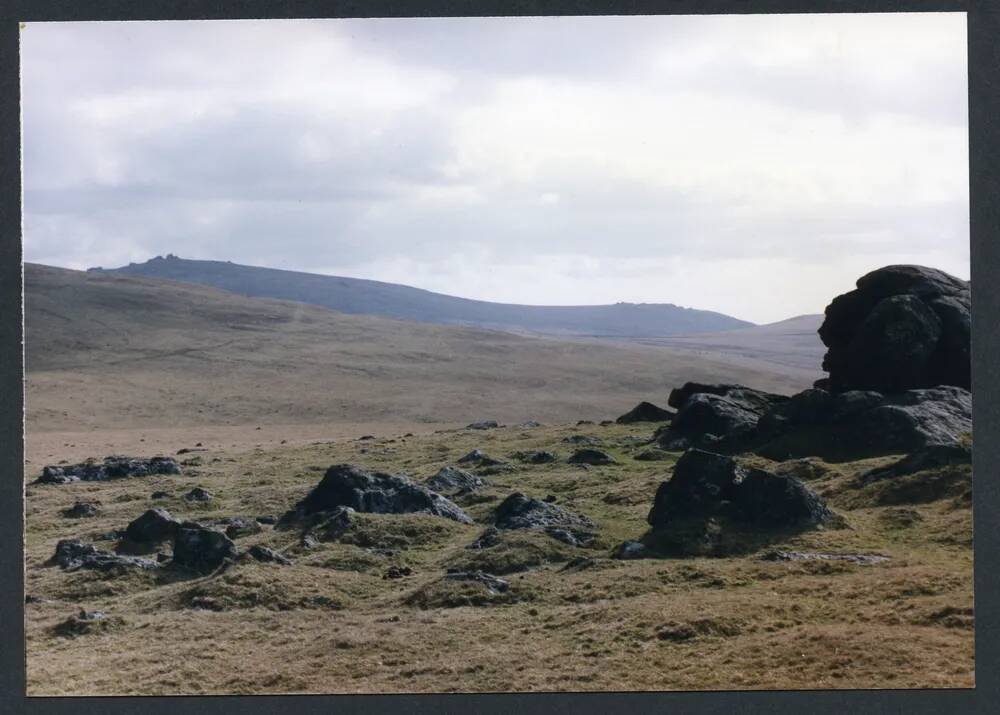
[{"left": 20, "top": 13, "right": 969, "bottom": 324}]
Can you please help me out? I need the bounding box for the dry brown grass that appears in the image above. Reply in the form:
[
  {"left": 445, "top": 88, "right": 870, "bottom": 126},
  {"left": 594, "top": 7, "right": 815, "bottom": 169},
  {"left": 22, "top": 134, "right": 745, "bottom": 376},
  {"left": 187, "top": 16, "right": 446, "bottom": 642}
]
[{"left": 24, "top": 422, "right": 973, "bottom": 695}]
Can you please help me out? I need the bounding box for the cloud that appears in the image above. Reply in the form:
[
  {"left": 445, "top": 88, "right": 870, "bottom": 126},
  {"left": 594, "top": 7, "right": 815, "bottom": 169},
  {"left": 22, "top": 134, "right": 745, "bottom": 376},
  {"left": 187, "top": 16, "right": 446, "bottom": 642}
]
[{"left": 20, "top": 13, "right": 969, "bottom": 323}]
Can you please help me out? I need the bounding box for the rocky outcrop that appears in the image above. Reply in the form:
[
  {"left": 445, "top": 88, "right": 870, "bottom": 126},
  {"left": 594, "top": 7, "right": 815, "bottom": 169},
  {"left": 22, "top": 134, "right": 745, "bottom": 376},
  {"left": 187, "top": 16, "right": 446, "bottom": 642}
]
[
  {"left": 756, "top": 385, "right": 972, "bottom": 459},
  {"left": 647, "top": 449, "right": 833, "bottom": 530},
  {"left": 858, "top": 443, "right": 971, "bottom": 484},
  {"left": 37, "top": 456, "right": 181, "bottom": 484},
  {"left": 493, "top": 492, "right": 596, "bottom": 546},
  {"left": 285, "top": 464, "right": 473, "bottom": 524},
  {"left": 616, "top": 401, "right": 675, "bottom": 424},
  {"left": 817, "top": 265, "right": 970, "bottom": 393},
  {"left": 656, "top": 383, "right": 788, "bottom": 450}
]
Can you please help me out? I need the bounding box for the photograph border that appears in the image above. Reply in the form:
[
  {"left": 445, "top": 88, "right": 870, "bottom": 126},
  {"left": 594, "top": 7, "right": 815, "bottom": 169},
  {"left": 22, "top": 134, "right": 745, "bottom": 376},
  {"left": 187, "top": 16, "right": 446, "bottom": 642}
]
[{"left": 1, "top": 1, "right": 996, "bottom": 713}]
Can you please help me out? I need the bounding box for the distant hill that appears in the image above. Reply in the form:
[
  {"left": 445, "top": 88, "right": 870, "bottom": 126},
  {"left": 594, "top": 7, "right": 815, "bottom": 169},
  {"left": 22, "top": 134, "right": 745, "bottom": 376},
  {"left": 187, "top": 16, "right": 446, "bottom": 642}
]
[
  {"left": 90, "top": 255, "right": 754, "bottom": 338},
  {"left": 25, "top": 263, "right": 814, "bottom": 432},
  {"left": 630, "top": 314, "right": 826, "bottom": 372}
]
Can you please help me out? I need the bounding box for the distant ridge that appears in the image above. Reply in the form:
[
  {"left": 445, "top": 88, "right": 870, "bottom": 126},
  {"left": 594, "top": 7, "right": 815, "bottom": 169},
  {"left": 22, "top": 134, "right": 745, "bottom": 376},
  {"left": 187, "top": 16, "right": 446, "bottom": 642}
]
[{"left": 91, "top": 255, "right": 754, "bottom": 338}]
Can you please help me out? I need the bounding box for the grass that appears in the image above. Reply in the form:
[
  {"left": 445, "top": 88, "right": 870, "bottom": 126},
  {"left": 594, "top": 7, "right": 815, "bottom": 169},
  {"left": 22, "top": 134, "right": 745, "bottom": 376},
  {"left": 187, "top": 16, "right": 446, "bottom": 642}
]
[{"left": 23, "top": 421, "right": 973, "bottom": 694}]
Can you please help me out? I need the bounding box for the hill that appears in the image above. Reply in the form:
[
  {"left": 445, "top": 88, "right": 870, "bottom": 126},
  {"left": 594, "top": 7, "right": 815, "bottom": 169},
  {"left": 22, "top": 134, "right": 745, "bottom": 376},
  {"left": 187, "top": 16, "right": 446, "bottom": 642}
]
[
  {"left": 24, "top": 263, "right": 812, "bottom": 434},
  {"left": 629, "top": 314, "right": 825, "bottom": 372},
  {"left": 89, "top": 254, "right": 754, "bottom": 338}
]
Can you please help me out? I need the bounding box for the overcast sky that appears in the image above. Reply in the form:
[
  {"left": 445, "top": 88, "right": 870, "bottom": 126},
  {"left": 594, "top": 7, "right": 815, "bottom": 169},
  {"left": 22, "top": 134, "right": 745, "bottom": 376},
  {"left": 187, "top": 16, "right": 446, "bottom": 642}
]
[{"left": 21, "top": 14, "right": 968, "bottom": 324}]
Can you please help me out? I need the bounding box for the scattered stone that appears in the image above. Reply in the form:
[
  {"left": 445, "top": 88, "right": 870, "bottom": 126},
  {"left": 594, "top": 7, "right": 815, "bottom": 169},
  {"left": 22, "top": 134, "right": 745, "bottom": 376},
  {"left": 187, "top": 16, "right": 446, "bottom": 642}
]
[
  {"left": 176, "top": 447, "right": 206, "bottom": 455},
  {"left": 124, "top": 508, "right": 181, "bottom": 542},
  {"left": 283, "top": 465, "right": 473, "bottom": 524},
  {"left": 512, "top": 450, "right": 557, "bottom": 464},
  {"left": 817, "top": 265, "right": 970, "bottom": 393},
  {"left": 357, "top": 435, "right": 376, "bottom": 441},
  {"left": 184, "top": 487, "right": 214, "bottom": 502},
  {"left": 37, "top": 456, "right": 181, "bottom": 484},
  {"left": 600, "top": 420, "right": 614, "bottom": 426},
  {"left": 426, "top": 466, "right": 486, "bottom": 493},
  {"left": 493, "top": 492, "right": 596, "bottom": 546},
  {"left": 616, "top": 401, "right": 675, "bottom": 424},
  {"left": 49, "top": 539, "right": 158, "bottom": 572},
  {"left": 615, "top": 540, "right": 650, "bottom": 560},
  {"left": 172, "top": 526, "right": 237, "bottom": 574},
  {"left": 443, "top": 570, "right": 510, "bottom": 593},
  {"left": 760, "top": 550, "right": 890, "bottom": 565},
  {"left": 567, "top": 448, "right": 616, "bottom": 466},
  {"left": 577, "top": 420, "right": 595, "bottom": 426},
  {"left": 466, "top": 420, "right": 500, "bottom": 430},
  {"left": 515, "top": 421, "right": 542, "bottom": 428},
  {"left": 647, "top": 449, "right": 833, "bottom": 530},
  {"left": 384, "top": 566, "right": 413, "bottom": 579},
  {"left": 150, "top": 491, "right": 172, "bottom": 500},
  {"left": 246, "top": 545, "right": 292, "bottom": 565},
  {"left": 62, "top": 501, "right": 100, "bottom": 518}
]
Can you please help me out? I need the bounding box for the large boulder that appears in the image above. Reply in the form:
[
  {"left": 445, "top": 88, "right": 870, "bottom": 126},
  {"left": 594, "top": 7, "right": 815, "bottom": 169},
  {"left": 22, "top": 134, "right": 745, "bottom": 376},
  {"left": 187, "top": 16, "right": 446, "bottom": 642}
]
[
  {"left": 49, "top": 539, "right": 159, "bottom": 572},
  {"left": 425, "top": 466, "right": 485, "bottom": 493},
  {"left": 817, "top": 265, "right": 970, "bottom": 393},
  {"left": 287, "top": 464, "right": 473, "bottom": 524},
  {"left": 657, "top": 383, "right": 789, "bottom": 450},
  {"left": 172, "top": 526, "right": 237, "bottom": 574},
  {"left": 647, "top": 449, "right": 832, "bottom": 530}
]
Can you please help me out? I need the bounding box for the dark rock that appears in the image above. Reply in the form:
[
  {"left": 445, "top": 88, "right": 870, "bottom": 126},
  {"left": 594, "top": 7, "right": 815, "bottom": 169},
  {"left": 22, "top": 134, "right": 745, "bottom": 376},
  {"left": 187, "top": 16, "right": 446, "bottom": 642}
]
[
  {"left": 544, "top": 495, "right": 557, "bottom": 503},
  {"left": 818, "top": 265, "right": 970, "bottom": 392},
  {"left": 512, "top": 450, "right": 557, "bottom": 464},
  {"left": 384, "top": 566, "right": 413, "bottom": 579},
  {"left": 172, "top": 526, "right": 237, "bottom": 574},
  {"left": 54, "top": 609, "right": 117, "bottom": 638},
  {"left": 49, "top": 539, "right": 158, "bottom": 572},
  {"left": 494, "top": 492, "right": 596, "bottom": 546},
  {"left": 466, "top": 420, "right": 500, "bottom": 430},
  {"left": 62, "top": 501, "right": 100, "bottom": 518},
  {"left": 665, "top": 393, "right": 759, "bottom": 446},
  {"left": 616, "top": 401, "right": 675, "bottom": 424},
  {"left": 577, "top": 420, "right": 594, "bottom": 426},
  {"left": 150, "top": 491, "right": 172, "bottom": 500},
  {"left": 176, "top": 447, "right": 206, "bottom": 455},
  {"left": 647, "top": 449, "right": 832, "bottom": 530},
  {"left": 668, "top": 382, "right": 788, "bottom": 413},
  {"left": 567, "top": 448, "right": 616, "bottom": 465},
  {"left": 426, "top": 466, "right": 485, "bottom": 493},
  {"left": 247, "top": 545, "right": 292, "bottom": 565},
  {"left": 357, "top": 435, "right": 376, "bottom": 441},
  {"left": 561, "top": 556, "right": 598, "bottom": 572},
  {"left": 255, "top": 515, "right": 278, "bottom": 525},
  {"left": 443, "top": 570, "right": 509, "bottom": 593},
  {"left": 37, "top": 456, "right": 181, "bottom": 484},
  {"left": 184, "top": 487, "right": 213, "bottom": 502},
  {"left": 286, "top": 464, "right": 473, "bottom": 524},
  {"left": 456, "top": 449, "right": 505, "bottom": 466},
  {"left": 859, "top": 443, "right": 972, "bottom": 484},
  {"left": 124, "top": 508, "right": 181, "bottom": 542},
  {"left": 515, "top": 420, "right": 542, "bottom": 428}
]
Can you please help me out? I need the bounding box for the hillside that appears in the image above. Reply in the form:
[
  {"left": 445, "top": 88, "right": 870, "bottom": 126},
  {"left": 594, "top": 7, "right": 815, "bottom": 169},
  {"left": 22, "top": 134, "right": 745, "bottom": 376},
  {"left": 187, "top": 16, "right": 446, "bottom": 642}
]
[
  {"left": 25, "top": 263, "right": 812, "bottom": 434},
  {"left": 630, "top": 314, "right": 825, "bottom": 371},
  {"left": 90, "top": 255, "right": 754, "bottom": 338}
]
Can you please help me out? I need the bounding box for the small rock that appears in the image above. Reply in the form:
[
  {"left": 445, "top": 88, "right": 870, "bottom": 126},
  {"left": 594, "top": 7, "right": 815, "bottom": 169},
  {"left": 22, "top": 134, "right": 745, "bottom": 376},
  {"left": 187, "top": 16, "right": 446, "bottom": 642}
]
[
  {"left": 513, "top": 450, "right": 557, "bottom": 464},
  {"left": 426, "top": 466, "right": 486, "bottom": 493},
  {"left": 184, "top": 487, "right": 213, "bottom": 502},
  {"left": 444, "top": 570, "right": 509, "bottom": 593},
  {"left": 466, "top": 420, "right": 500, "bottom": 430},
  {"left": 633, "top": 450, "right": 672, "bottom": 462},
  {"left": 384, "top": 566, "right": 413, "bottom": 579},
  {"left": 62, "top": 501, "right": 100, "bottom": 519},
  {"left": 255, "top": 515, "right": 278, "bottom": 525},
  {"left": 567, "top": 448, "right": 616, "bottom": 465},
  {"left": 615, "top": 540, "right": 650, "bottom": 560},
  {"left": 124, "top": 508, "right": 181, "bottom": 543},
  {"left": 562, "top": 435, "right": 600, "bottom": 445},
  {"left": 172, "top": 526, "right": 237, "bottom": 574},
  {"left": 150, "top": 491, "right": 172, "bottom": 500},
  {"left": 49, "top": 539, "right": 158, "bottom": 572},
  {"left": 223, "top": 518, "right": 263, "bottom": 539}
]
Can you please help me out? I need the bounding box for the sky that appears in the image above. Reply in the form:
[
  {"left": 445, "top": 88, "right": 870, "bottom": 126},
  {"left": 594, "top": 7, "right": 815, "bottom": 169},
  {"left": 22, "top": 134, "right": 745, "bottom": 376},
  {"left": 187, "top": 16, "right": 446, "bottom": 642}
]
[{"left": 20, "top": 14, "right": 969, "bottom": 324}]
